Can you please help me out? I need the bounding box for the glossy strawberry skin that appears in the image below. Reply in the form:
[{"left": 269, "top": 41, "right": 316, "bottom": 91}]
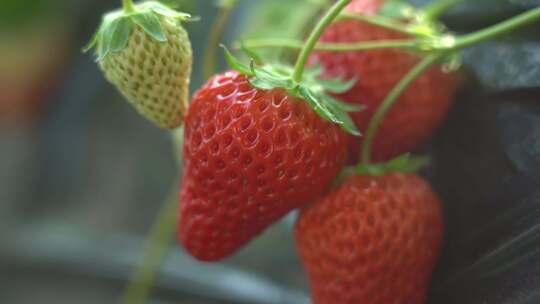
[
  {"left": 295, "top": 173, "right": 444, "bottom": 304},
  {"left": 311, "top": 0, "right": 457, "bottom": 162},
  {"left": 179, "top": 71, "right": 348, "bottom": 261}
]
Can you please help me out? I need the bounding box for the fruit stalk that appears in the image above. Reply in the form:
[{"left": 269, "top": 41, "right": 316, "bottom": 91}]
[
  {"left": 451, "top": 6, "right": 540, "bottom": 50},
  {"left": 121, "top": 185, "right": 179, "bottom": 304},
  {"left": 361, "top": 53, "right": 441, "bottom": 166},
  {"left": 241, "top": 37, "right": 417, "bottom": 52},
  {"left": 203, "top": 0, "right": 240, "bottom": 79},
  {"left": 339, "top": 11, "right": 412, "bottom": 35},
  {"left": 122, "top": 0, "right": 135, "bottom": 13},
  {"left": 293, "top": 0, "right": 351, "bottom": 83}
]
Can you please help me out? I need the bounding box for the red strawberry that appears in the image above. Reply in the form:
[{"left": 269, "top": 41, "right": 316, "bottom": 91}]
[
  {"left": 295, "top": 173, "right": 444, "bottom": 304},
  {"left": 178, "top": 71, "right": 348, "bottom": 261},
  {"left": 311, "top": 0, "right": 457, "bottom": 162}
]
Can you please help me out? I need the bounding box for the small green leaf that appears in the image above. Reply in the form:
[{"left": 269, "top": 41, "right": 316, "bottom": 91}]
[
  {"left": 131, "top": 12, "right": 167, "bottom": 42},
  {"left": 110, "top": 16, "right": 133, "bottom": 53},
  {"left": 222, "top": 45, "right": 253, "bottom": 76},
  {"left": 251, "top": 63, "right": 294, "bottom": 89},
  {"left": 148, "top": 2, "right": 192, "bottom": 19},
  {"left": 299, "top": 86, "right": 340, "bottom": 124},
  {"left": 319, "top": 77, "right": 356, "bottom": 94},
  {"left": 324, "top": 96, "right": 361, "bottom": 136},
  {"left": 97, "top": 17, "right": 121, "bottom": 61},
  {"left": 326, "top": 95, "right": 364, "bottom": 113},
  {"left": 249, "top": 78, "right": 276, "bottom": 90},
  {"left": 82, "top": 26, "right": 101, "bottom": 53},
  {"left": 240, "top": 41, "right": 263, "bottom": 65}
]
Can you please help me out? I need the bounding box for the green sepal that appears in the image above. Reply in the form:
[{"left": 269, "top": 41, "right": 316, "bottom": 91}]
[
  {"left": 144, "top": 1, "right": 192, "bottom": 19},
  {"left": 83, "top": 1, "right": 195, "bottom": 60},
  {"left": 222, "top": 45, "right": 253, "bottom": 75},
  {"left": 318, "top": 77, "right": 356, "bottom": 94},
  {"left": 131, "top": 11, "right": 167, "bottom": 42},
  {"left": 240, "top": 40, "right": 263, "bottom": 65},
  {"left": 354, "top": 154, "right": 430, "bottom": 177},
  {"left": 221, "top": 46, "right": 362, "bottom": 136},
  {"left": 98, "top": 17, "right": 123, "bottom": 60},
  {"left": 326, "top": 95, "right": 365, "bottom": 113},
  {"left": 110, "top": 17, "right": 132, "bottom": 53},
  {"left": 250, "top": 62, "right": 296, "bottom": 90}
]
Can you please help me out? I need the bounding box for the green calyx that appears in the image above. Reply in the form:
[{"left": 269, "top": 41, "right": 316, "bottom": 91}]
[
  {"left": 83, "top": 1, "right": 195, "bottom": 61},
  {"left": 222, "top": 46, "right": 362, "bottom": 136},
  {"left": 352, "top": 154, "right": 430, "bottom": 177}
]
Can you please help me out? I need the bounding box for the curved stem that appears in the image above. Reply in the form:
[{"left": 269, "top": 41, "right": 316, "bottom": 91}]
[
  {"left": 203, "top": 2, "right": 239, "bottom": 79},
  {"left": 339, "top": 12, "right": 412, "bottom": 35},
  {"left": 423, "top": 0, "right": 463, "bottom": 21},
  {"left": 122, "top": 0, "right": 136, "bottom": 13},
  {"left": 292, "top": 0, "right": 351, "bottom": 83},
  {"left": 452, "top": 6, "right": 540, "bottom": 50},
  {"left": 361, "top": 54, "right": 441, "bottom": 166},
  {"left": 120, "top": 185, "right": 179, "bottom": 304},
  {"left": 240, "top": 38, "right": 418, "bottom": 52}
]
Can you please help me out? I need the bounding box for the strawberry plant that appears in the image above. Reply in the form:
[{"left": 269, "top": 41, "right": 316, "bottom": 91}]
[{"left": 83, "top": 0, "right": 540, "bottom": 303}]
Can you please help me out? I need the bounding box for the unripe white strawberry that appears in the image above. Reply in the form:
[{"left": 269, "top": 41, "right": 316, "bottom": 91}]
[{"left": 85, "top": 1, "right": 194, "bottom": 129}]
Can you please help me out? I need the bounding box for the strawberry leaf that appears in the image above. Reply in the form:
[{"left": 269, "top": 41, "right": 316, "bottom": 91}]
[
  {"left": 240, "top": 41, "right": 263, "bottom": 65},
  {"left": 248, "top": 78, "right": 276, "bottom": 90},
  {"left": 145, "top": 1, "right": 192, "bottom": 19},
  {"left": 82, "top": 26, "right": 101, "bottom": 53},
  {"left": 110, "top": 17, "right": 133, "bottom": 53},
  {"left": 318, "top": 77, "right": 356, "bottom": 94},
  {"left": 322, "top": 95, "right": 362, "bottom": 136},
  {"left": 131, "top": 12, "right": 167, "bottom": 42},
  {"left": 298, "top": 86, "right": 341, "bottom": 124},
  {"left": 326, "top": 95, "right": 365, "bottom": 113},
  {"left": 251, "top": 63, "right": 295, "bottom": 90},
  {"left": 222, "top": 45, "right": 253, "bottom": 76},
  {"left": 97, "top": 16, "right": 122, "bottom": 61}
]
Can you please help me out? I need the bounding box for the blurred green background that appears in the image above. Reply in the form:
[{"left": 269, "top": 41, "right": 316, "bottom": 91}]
[{"left": 1, "top": 0, "right": 540, "bottom": 304}]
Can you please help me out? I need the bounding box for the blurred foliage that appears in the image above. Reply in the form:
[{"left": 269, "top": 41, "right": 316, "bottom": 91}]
[
  {"left": 0, "top": 0, "right": 66, "bottom": 27},
  {"left": 239, "top": 0, "right": 326, "bottom": 61}
]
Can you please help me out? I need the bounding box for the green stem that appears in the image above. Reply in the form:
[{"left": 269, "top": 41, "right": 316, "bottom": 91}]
[
  {"left": 452, "top": 6, "right": 540, "bottom": 50},
  {"left": 240, "top": 38, "right": 418, "bottom": 52},
  {"left": 120, "top": 185, "right": 179, "bottom": 304},
  {"left": 292, "top": 0, "right": 351, "bottom": 83},
  {"left": 423, "top": 0, "right": 463, "bottom": 21},
  {"left": 122, "top": 0, "right": 136, "bottom": 13},
  {"left": 361, "top": 54, "right": 441, "bottom": 166},
  {"left": 339, "top": 12, "right": 412, "bottom": 36},
  {"left": 203, "top": 1, "right": 239, "bottom": 79}
]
